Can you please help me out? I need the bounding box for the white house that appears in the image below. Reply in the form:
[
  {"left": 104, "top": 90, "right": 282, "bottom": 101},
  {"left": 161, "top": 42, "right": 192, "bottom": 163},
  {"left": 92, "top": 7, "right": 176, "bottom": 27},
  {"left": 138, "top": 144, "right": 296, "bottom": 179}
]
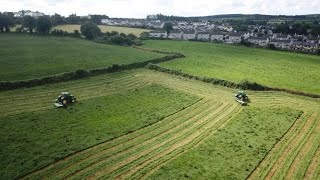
[
  {"left": 269, "top": 40, "right": 292, "bottom": 49},
  {"left": 149, "top": 30, "right": 167, "bottom": 38},
  {"left": 168, "top": 30, "right": 183, "bottom": 39},
  {"left": 211, "top": 32, "right": 225, "bottom": 41},
  {"left": 197, "top": 32, "right": 211, "bottom": 41},
  {"left": 247, "top": 36, "right": 270, "bottom": 46},
  {"left": 225, "top": 33, "right": 242, "bottom": 43},
  {"left": 182, "top": 30, "right": 196, "bottom": 40}
]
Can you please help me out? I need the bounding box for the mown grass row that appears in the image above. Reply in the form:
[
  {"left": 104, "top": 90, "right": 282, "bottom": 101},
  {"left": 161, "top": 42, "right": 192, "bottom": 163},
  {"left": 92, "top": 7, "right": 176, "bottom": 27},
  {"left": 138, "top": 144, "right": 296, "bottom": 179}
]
[
  {"left": 98, "top": 104, "right": 237, "bottom": 179},
  {"left": 23, "top": 99, "right": 211, "bottom": 179},
  {"left": 25, "top": 100, "right": 228, "bottom": 179},
  {"left": 248, "top": 112, "right": 320, "bottom": 179}
]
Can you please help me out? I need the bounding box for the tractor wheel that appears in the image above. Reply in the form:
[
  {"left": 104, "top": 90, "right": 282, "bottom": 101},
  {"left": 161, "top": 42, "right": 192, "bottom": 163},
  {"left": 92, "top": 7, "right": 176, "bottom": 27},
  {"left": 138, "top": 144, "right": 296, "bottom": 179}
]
[{"left": 62, "top": 99, "right": 67, "bottom": 105}]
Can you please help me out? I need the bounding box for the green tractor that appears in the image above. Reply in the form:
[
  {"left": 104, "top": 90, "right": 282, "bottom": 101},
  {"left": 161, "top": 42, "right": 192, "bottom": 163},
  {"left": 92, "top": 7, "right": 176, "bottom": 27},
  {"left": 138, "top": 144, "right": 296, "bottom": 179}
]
[
  {"left": 234, "top": 90, "right": 249, "bottom": 105},
  {"left": 54, "top": 92, "right": 76, "bottom": 108}
]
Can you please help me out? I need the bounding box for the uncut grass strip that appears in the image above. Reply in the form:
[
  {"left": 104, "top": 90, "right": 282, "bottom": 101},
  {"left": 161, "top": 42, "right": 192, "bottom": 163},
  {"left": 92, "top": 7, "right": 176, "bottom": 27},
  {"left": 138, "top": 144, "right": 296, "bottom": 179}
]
[
  {"left": 285, "top": 114, "right": 320, "bottom": 179},
  {"left": 43, "top": 100, "right": 214, "bottom": 178},
  {"left": 64, "top": 101, "right": 225, "bottom": 179},
  {"left": 264, "top": 112, "right": 318, "bottom": 180},
  {"left": 93, "top": 103, "right": 234, "bottom": 180},
  {"left": 248, "top": 112, "right": 309, "bottom": 180},
  {"left": 27, "top": 99, "right": 211, "bottom": 179},
  {"left": 123, "top": 105, "right": 242, "bottom": 180}
]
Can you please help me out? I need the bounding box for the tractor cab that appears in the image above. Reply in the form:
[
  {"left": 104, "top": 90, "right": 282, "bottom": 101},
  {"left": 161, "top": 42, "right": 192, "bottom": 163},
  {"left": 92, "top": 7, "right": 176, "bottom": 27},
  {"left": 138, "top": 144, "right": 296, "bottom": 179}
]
[
  {"left": 234, "top": 90, "right": 249, "bottom": 105},
  {"left": 54, "top": 92, "right": 76, "bottom": 108}
]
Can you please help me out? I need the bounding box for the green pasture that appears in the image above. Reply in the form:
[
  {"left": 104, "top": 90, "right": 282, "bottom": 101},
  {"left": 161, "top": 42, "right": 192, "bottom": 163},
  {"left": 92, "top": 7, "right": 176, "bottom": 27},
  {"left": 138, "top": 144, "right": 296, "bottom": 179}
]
[
  {"left": 143, "top": 40, "right": 320, "bottom": 94},
  {"left": 0, "top": 33, "right": 161, "bottom": 81},
  {"left": 0, "top": 82, "right": 199, "bottom": 179}
]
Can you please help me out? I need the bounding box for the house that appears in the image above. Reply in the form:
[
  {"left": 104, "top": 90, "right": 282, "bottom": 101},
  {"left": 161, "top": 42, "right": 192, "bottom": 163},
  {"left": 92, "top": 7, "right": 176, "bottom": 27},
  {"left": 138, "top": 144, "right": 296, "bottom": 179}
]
[
  {"left": 168, "top": 30, "right": 183, "bottom": 39},
  {"left": 302, "top": 42, "right": 318, "bottom": 52},
  {"left": 225, "top": 33, "right": 242, "bottom": 43},
  {"left": 197, "top": 32, "right": 211, "bottom": 41},
  {"left": 172, "top": 22, "right": 179, "bottom": 30},
  {"left": 211, "top": 32, "right": 225, "bottom": 41},
  {"left": 273, "top": 33, "right": 291, "bottom": 40},
  {"left": 149, "top": 30, "right": 167, "bottom": 38},
  {"left": 291, "top": 41, "right": 303, "bottom": 51},
  {"left": 247, "top": 36, "right": 270, "bottom": 46},
  {"left": 182, "top": 30, "right": 196, "bottom": 40},
  {"left": 269, "top": 40, "right": 292, "bottom": 49}
]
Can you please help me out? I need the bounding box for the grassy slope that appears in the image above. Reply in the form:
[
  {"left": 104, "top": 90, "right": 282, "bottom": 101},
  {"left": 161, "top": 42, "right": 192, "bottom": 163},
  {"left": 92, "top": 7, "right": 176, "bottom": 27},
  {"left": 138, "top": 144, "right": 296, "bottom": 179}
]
[
  {"left": 0, "top": 84, "right": 199, "bottom": 179},
  {"left": 143, "top": 40, "right": 320, "bottom": 94},
  {"left": 0, "top": 34, "right": 162, "bottom": 81},
  {"left": 53, "top": 24, "right": 150, "bottom": 36},
  {"left": 148, "top": 107, "right": 302, "bottom": 180}
]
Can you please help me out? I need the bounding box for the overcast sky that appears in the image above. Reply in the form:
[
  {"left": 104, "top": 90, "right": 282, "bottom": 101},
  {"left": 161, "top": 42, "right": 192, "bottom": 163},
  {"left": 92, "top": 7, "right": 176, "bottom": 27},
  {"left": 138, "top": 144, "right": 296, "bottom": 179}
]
[{"left": 1, "top": 0, "right": 319, "bottom": 18}]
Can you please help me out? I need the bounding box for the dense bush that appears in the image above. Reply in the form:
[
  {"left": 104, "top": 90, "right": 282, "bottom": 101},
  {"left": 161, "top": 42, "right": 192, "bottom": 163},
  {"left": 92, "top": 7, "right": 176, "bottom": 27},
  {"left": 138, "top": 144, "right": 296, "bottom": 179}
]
[
  {"left": 51, "top": 29, "right": 81, "bottom": 38},
  {"left": 80, "top": 21, "right": 101, "bottom": 40},
  {"left": 95, "top": 31, "right": 142, "bottom": 46}
]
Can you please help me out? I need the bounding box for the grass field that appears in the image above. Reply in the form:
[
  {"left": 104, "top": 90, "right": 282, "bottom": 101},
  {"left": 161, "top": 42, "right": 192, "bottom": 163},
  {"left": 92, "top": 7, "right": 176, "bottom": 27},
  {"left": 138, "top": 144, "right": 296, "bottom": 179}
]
[
  {"left": 143, "top": 40, "right": 320, "bottom": 94},
  {"left": 1, "top": 69, "right": 319, "bottom": 179},
  {"left": 0, "top": 34, "right": 162, "bottom": 81},
  {"left": 0, "top": 71, "right": 199, "bottom": 179},
  {"left": 53, "top": 24, "right": 150, "bottom": 36}
]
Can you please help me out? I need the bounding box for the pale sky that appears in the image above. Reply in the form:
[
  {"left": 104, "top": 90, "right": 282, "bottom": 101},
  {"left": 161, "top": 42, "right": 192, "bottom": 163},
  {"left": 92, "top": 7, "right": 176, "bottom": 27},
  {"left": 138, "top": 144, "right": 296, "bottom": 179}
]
[{"left": 0, "top": 0, "right": 319, "bottom": 18}]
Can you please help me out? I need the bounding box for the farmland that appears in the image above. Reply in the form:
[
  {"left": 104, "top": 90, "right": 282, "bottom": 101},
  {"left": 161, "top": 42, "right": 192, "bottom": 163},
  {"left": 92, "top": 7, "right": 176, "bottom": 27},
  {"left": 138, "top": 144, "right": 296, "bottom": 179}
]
[
  {"left": 53, "top": 24, "right": 150, "bottom": 36},
  {"left": 0, "top": 34, "right": 162, "bottom": 81},
  {"left": 1, "top": 68, "right": 319, "bottom": 179},
  {"left": 1, "top": 33, "right": 320, "bottom": 180},
  {"left": 143, "top": 40, "right": 320, "bottom": 94}
]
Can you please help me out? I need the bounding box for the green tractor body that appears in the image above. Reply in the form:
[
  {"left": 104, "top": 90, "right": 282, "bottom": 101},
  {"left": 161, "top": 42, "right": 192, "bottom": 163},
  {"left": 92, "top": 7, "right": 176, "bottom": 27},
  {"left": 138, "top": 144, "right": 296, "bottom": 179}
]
[
  {"left": 234, "top": 90, "right": 249, "bottom": 105},
  {"left": 54, "top": 92, "right": 76, "bottom": 108}
]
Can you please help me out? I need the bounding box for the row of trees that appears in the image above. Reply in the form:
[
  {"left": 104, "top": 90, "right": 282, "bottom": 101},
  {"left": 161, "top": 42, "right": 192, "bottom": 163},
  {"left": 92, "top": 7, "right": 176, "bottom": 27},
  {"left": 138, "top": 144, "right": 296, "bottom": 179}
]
[
  {"left": 80, "top": 21, "right": 141, "bottom": 46},
  {"left": 20, "top": 15, "right": 52, "bottom": 34}
]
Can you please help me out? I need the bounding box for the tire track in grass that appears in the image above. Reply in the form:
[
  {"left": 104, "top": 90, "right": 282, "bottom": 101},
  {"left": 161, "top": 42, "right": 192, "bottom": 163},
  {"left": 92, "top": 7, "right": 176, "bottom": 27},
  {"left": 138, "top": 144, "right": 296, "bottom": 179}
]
[
  {"left": 248, "top": 112, "right": 309, "bottom": 180},
  {"left": 264, "top": 112, "right": 318, "bottom": 180},
  {"left": 304, "top": 143, "right": 320, "bottom": 180},
  {"left": 116, "top": 104, "right": 243, "bottom": 180},
  {"left": 49, "top": 100, "right": 214, "bottom": 179},
  {"left": 23, "top": 99, "right": 210, "bottom": 179},
  {"left": 67, "top": 101, "right": 227, "bottom": 179},
  {"left": 285, "top": 115, "right": 320, "bottom": 179}
]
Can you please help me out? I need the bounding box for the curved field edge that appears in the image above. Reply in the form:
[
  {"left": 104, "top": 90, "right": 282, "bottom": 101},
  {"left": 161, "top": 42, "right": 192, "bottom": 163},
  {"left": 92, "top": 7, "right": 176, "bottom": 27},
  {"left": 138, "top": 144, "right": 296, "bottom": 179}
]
[
  {"left": 0, "top": 83, "right": 200, "bottom": 179},
  {"left": 142, "top": 40, "right": 320, "bottom": 95}
]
